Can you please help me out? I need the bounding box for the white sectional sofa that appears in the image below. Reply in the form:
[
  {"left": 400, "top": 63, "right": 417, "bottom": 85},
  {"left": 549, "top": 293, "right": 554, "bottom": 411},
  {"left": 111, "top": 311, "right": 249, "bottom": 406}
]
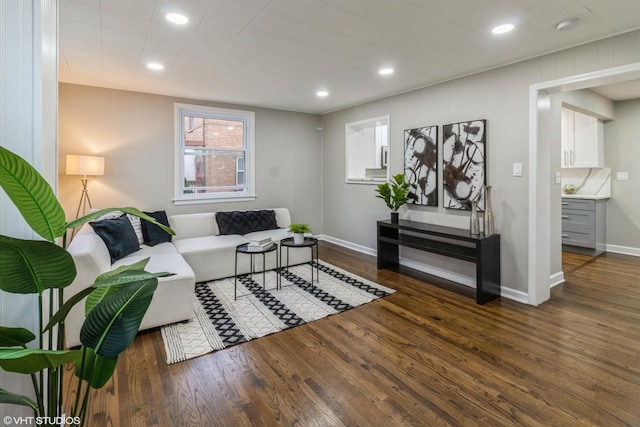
[{"left": 65, "top": 208, "right": 308, "bottom": 347}]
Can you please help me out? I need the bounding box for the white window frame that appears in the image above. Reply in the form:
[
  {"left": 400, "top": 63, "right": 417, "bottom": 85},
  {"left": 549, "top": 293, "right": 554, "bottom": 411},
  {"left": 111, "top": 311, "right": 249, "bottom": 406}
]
[
  {"left": 173, "top": 103, "right": 256, "bottom": 205},
  {"left": 345, "top": 115, "right": 390, "bottom": 184},
  {"left": 235, "top": 156, "right": 245, "bottom": 186}
]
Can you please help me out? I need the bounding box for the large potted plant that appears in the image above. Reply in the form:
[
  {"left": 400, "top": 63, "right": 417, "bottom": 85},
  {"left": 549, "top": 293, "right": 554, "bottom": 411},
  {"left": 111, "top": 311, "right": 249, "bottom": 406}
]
[
  {"left": 375, "top": 173, "right": 410, "bottom": 223},
  {"left": 0, "top": 146, "right": 174, "bottom": 426}
]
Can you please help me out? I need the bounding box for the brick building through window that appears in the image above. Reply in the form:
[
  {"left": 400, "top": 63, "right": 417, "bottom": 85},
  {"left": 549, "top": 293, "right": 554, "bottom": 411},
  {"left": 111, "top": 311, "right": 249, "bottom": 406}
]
[{"left": 183, "top": 117, "right": 245, "bottom": 192}]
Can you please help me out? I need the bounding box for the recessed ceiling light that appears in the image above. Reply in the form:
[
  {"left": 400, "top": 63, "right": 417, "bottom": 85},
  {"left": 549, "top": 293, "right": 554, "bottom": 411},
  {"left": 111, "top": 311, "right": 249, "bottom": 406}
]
[
  {"left": 147, "top": 62, "right": 164, "bottom": 71},
  {"left": 316, "top": 90, "right": 329, "bottom": 98},
  {"left": 227, "top": 126, "right": 234, "bottom": 130},
  {"left": 379, "top": 67, "right": 394, "bottom": 76},
  {"left": 166, "top": 13, "right": 188, "bottom": 25},
  {"left": 492, "top": 23, "right": 514, "bottom": 34}
]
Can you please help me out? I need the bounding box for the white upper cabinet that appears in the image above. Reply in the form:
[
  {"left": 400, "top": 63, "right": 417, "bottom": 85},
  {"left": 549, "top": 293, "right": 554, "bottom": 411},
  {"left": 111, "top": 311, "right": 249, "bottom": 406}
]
[{"left": 561, "top": 107, "right": 604, "bottom": 168}]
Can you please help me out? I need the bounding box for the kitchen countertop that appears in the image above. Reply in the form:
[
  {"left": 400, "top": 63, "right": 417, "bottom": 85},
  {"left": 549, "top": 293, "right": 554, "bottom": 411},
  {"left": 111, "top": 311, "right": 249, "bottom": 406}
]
[{"left": 561, "top": 194, "right": 610, "bottom": 200}]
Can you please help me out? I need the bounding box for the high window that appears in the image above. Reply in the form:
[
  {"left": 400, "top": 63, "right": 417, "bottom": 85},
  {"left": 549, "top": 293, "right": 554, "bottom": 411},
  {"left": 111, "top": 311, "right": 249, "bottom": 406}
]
[{"left": 174, "top": 104, "right": 255, "bottom": 204}]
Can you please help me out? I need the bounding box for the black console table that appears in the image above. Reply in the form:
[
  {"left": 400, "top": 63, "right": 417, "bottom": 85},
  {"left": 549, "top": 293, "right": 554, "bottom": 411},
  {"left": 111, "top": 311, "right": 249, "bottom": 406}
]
[{"left": 377, "top": 219, "right": 500, "bottom": 304}]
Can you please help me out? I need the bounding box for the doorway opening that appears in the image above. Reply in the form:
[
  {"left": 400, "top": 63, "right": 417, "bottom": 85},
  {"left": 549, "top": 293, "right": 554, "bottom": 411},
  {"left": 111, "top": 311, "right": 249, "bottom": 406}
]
[{"left": 528, "top": 62, "right": 640, "bottom": 305}]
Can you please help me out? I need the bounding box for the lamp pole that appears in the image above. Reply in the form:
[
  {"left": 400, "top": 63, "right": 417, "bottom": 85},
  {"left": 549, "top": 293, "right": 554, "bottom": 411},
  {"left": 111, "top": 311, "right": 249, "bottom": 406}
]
[{"left": 74, "top": 175, "right": 94, "bottom": 219}]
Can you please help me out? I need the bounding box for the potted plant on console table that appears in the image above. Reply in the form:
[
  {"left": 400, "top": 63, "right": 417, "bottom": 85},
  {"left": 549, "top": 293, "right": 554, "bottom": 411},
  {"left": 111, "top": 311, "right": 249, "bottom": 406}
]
[
  {"left": 375, "top": 173, "right": 409, "bottom": 224},
  {"left": 288, "top": 223, "right": 312, "bottom": 245}
]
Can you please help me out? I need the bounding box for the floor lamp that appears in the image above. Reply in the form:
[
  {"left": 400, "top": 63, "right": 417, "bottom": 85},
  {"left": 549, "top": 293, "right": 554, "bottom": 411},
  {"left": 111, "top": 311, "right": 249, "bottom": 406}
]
[{"left": 66, "top": 154, "right": 105, "bottom": 219}]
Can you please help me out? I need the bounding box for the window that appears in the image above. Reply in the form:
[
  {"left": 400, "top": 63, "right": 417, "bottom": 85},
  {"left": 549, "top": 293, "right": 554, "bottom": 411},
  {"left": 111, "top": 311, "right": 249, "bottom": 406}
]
[
  {"left": 345, "top": 115, "right": 390, "bottom": 184},
  {"left": 236, "top": 157, "right": 245, "bottom": 186},
  {"left": 174, "top": 104, "right": 255, "bottom": 204}
]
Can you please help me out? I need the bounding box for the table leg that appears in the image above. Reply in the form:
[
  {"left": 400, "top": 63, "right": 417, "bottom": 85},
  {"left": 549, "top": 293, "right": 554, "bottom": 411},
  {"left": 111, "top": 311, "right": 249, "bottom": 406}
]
[
  {"left": 310, "top": 246, "right": 314, "bottom": 282},
  {"left": 234, "top": 250, "right": 238, "bottom": 300},
  {"left": 315, "top": 243, "right": 319, "bottom": 282},
  {"left": 262, "top": 252, "right": 266, "bottom": 290}
]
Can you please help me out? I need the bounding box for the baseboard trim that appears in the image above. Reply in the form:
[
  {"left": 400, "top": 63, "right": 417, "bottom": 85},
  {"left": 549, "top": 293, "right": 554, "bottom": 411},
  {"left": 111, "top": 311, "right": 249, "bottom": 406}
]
[
  {"left": 316, "top": 234, "right": 377, "bottom": 257},
  {"left": 499, "top": 287, "right": 529, "bottom": 304},
  {"left": 549, "top": 271, "right": 565, "bottom": 288},
  {"left": 606, "top": 244, "right": 640, "bottom": 257},
  {"left": 319, "top": 234, "right": 529, "bottom": 304}
]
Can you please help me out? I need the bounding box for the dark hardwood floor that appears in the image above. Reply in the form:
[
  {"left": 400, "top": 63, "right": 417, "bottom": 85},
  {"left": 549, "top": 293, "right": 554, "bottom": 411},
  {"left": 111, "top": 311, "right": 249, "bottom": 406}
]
[{"left": 64, "top": 242, "right": 640, "bottom": 426}]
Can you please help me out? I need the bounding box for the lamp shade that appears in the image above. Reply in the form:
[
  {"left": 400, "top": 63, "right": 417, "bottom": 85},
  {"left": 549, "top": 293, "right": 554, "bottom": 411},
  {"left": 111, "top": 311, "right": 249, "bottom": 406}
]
[{"left": 66, "top": 155, "right": 105, "bottom": 176}]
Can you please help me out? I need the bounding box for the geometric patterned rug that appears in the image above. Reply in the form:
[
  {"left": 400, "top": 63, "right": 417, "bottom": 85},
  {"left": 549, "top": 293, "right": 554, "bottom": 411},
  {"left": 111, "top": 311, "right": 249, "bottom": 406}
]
[{"left": 161, "top": 261, "right": 395, "bottom": 364}]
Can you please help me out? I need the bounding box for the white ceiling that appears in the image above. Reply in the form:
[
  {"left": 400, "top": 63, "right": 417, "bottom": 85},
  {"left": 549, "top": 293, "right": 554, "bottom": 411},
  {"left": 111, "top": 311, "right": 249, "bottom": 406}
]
[
  {"left": 59, "top": 0, "right": 640, "bottom": 114},
  {"left": 590, "top": 79, "right": 640, "bottom": 101}
]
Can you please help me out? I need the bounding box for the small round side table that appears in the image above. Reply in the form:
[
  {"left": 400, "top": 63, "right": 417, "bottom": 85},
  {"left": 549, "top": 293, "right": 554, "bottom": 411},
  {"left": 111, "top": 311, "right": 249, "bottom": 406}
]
[
  {"left": 234, "top": 242, "right": 279, "bottom": 300},
  {"left": 279, "top": 237, "right": 319, "bottom": 283}
]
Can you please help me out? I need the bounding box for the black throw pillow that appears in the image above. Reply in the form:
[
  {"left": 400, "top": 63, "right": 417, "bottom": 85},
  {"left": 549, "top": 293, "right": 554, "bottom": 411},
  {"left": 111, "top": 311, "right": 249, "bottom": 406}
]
[
  {"left": 141, "top": 210, "right": 172, "bottom": 246},
  {"left": 216, "top": 210, "right": 279, "bottom": 235},
  {"left": 90, "top": 215, "right": 140, "bottom": 263}
]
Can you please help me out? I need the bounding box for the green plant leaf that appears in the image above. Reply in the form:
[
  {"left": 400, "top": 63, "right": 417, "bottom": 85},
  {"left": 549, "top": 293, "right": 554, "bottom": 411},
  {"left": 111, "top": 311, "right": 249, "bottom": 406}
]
[
  {"left": 74, "top": 347, "right": 118, "bottom": 389},
  {"left": 83, "top": 259, "right": 149, "bottom": 315},
  {"left": 0, "top": 348, "right": 81, "bottom": 374},
  {"left": 0, "top": 388, "right": 38, "bottom": 411},
  {"left": 0, "top": 327, "right": 35, "bottom": 347},
  {"left": 0, "top": 146, "right": 66, "bottom": 241},
  {"left": 375, "top": 183, "right": 393, "bottom": 210},
  {"left": 44, "top": 261, "right": 170, "bottom": 331},
  {"left": 375, "top": 175, "right": 409, "bottom": 211},
  {"left": 87, "top": 269, "right": 171, "bottom": 316},
  {"left": 96, "top": 258, "right": 150, "bottom": 280},
  {"left": 44, "top": 286, "right": 95, "bottom": 333},
  {"left": 288, "top": 223, "right": 311, "bottom": 234},
  {"left": 67, "top": 207, "right": 175, "bottom": 236},
  {"left": 0, "top": 236, "right": 76, "bottom": 294},
  {"left": 80, "top": 278, "right": 158, "bottom": 358}
]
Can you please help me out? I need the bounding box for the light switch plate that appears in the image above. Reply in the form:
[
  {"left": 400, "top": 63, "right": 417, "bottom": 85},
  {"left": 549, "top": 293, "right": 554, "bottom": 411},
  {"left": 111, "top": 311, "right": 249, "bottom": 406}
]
[
  {"left": 513, "top": 163, "right": 523, "bottom": 177},
  {"left": 555, "top": 172, "right": 561, "bottom": 184},
  {"left": 617, "top": 171, "right": 629, "bottom": 181}
]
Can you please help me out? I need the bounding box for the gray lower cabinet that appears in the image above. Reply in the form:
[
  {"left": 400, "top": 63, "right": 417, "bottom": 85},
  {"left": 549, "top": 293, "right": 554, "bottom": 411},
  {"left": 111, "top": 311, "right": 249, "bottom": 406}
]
[{"left": 561, "top": 198, "right": 607, "bottom": 255}]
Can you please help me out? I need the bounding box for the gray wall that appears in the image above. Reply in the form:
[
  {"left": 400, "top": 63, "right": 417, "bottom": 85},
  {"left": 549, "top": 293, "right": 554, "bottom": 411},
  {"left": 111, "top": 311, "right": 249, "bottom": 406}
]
[
  {"left": 321, "top": 30, "right": 640, "bottom": 295},
  {"left": 58, "top": 83, "right": 323, "bottom": 232},
  {"left": 605, "top": 98, "right": 640, "bottom": 250}
]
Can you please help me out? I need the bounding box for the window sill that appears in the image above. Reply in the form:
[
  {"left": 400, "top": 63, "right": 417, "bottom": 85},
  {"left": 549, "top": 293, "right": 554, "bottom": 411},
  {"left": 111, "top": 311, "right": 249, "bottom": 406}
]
[
  {"left": 345, "top": 178, "right": 385, "bottom": 185},
  {"left": 173, "top": 194, "right": 258, "bottom": 206}
]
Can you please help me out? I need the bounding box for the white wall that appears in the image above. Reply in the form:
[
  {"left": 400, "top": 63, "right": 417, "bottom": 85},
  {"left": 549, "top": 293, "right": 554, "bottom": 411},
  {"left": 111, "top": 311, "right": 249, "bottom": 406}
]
[
  {"left": 0, "top": 0, "right": 58, "bottom": 416},
  {"left": 321, "top": 29, "right": 640, "bottom": 298},
  {"left": 58, "top": 84, "right": 323, "bottom": 231}
]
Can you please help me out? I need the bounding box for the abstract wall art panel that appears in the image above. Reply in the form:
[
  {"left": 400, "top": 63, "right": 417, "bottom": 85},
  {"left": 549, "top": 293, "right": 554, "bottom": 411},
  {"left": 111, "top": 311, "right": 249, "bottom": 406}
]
[
  {"left": 442, "top": 120, "right": 486, "bottom": 210},
  {"left": 404, "top": 126, "right": 438, "bottom": 206}
]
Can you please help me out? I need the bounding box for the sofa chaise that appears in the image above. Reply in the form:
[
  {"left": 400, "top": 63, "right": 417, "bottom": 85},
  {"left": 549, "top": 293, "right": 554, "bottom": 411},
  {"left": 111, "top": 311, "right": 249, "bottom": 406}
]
[{"left": 65, "top": 208, "right": 310, "bottom": 347}]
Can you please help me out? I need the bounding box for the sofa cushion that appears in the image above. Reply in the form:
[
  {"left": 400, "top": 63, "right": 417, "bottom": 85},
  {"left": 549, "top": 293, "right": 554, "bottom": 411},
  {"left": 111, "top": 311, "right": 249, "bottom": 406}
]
[
  {"left": 173, "top": 234, "right": 250, "bottom": 282},
  {"left": 215, "top": 210, "right": 279, "bottom": 235},
  {"left": 172, "top": 234, "right": 249, "bottom": 255},
  {"left": 134, "top": 242, "right": 178, "bottom": 257},
  {"left": 244, "top": 228, "right": 290, "bottom": 243},
  {"left": 96, "top": 210, "right": 144, "bottom": 244},
  {"left": 89, "top": 215, "right": 140, "bottom": 263},
  {"left": 141, "top": 210, "right": 172, "bottom": 246}
]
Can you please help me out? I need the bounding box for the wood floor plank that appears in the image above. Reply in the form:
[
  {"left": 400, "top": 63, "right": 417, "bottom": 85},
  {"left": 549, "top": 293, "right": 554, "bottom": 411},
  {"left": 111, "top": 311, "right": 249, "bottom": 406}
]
[{"left": 63, "top": 244, "right": 640, "bottom": 426}]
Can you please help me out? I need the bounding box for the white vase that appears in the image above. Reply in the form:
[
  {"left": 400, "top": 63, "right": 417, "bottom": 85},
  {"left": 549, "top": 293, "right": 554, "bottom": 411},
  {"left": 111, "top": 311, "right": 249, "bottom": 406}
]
[{"left": 293, "top": 233, "right": 304, "bottom": 244}]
